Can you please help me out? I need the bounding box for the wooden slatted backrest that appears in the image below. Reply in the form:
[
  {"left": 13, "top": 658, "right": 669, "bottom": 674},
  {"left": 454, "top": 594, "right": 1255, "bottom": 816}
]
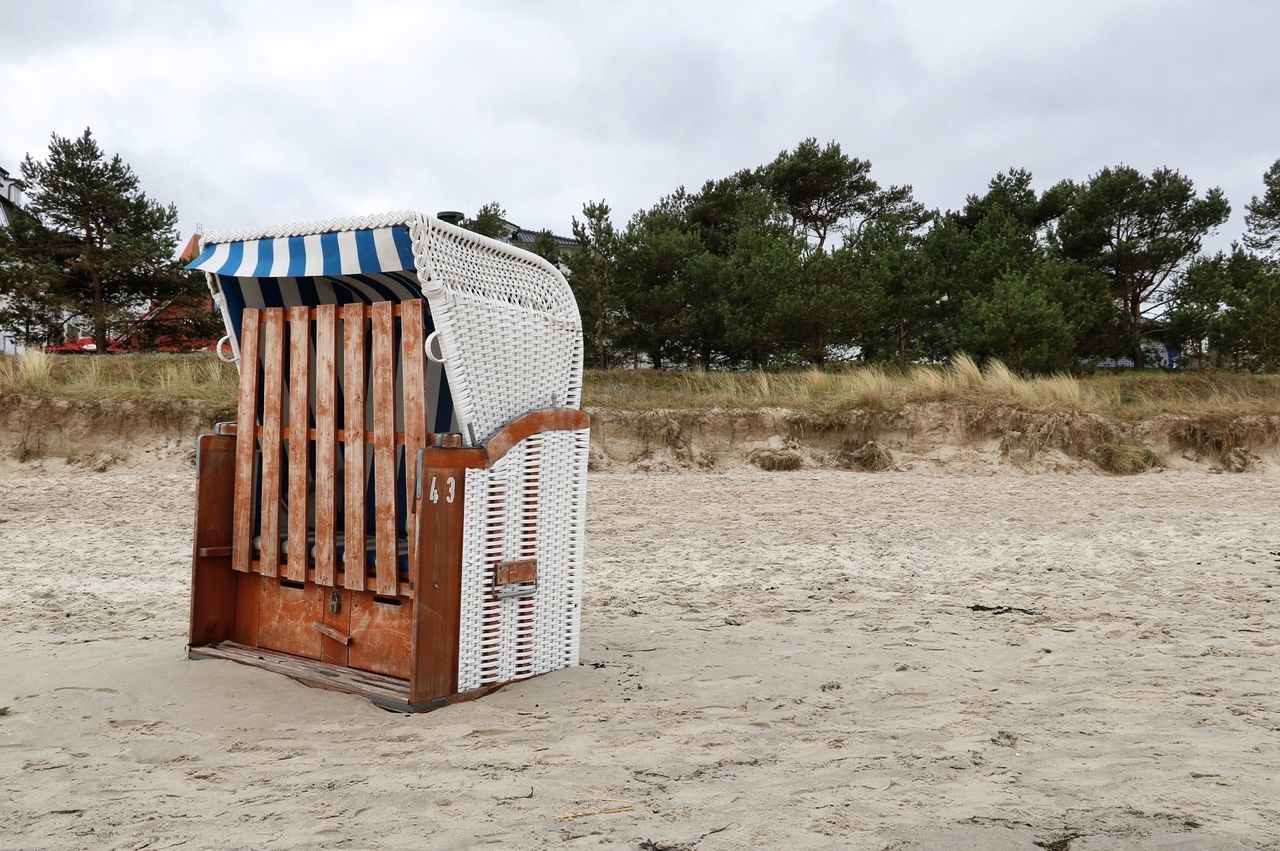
[{"left": 230, "top": 301, "right": 430, "bottom": 593}]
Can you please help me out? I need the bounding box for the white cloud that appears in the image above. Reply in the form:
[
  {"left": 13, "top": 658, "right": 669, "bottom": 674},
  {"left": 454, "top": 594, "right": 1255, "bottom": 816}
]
[{"left": 2, "top": 0, "right": 1275, "bottom": 250}]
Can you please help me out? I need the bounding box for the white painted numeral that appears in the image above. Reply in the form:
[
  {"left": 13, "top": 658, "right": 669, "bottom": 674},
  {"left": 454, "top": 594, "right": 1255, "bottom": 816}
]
[{"left": 429, "top": 476, "right": 457, "bottom": 504}]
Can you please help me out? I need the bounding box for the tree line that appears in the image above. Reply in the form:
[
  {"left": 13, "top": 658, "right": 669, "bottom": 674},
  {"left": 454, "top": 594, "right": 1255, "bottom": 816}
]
[
  {"left": 508, "top": 139, "right": 1280, "bottom": 373},
  {"left": 4, "top": 130, "right": 1279, "bottom": 373}
]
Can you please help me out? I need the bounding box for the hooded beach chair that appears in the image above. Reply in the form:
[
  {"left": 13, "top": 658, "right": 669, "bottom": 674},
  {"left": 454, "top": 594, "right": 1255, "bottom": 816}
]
[{"left": 186, "top": 212, "right": 588, "bottom": 712}]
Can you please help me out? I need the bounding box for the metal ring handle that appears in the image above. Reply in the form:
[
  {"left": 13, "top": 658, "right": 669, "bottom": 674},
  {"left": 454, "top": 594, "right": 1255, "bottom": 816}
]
[
  {"left": 424, "top": 330, "right": 448, "bottom": 364},
  {"left": 215, "top": 334, "right": 237, "bottom": 363}
]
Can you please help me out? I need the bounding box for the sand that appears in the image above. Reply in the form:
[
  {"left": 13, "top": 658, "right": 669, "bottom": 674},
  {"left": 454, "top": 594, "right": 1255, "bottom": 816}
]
[{"left": 1, "top": 457, "right": 1278, "bottom": 849}]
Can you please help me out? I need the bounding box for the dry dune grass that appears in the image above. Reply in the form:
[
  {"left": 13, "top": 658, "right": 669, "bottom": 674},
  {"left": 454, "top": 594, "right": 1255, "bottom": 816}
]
[
  {"left": 3, "top": 351, "right": 1280, "bottom": 422},
  {"left": 0, "top": 351, "right": 237, "bottom": 403},
  {"left": 587, "top": 354, "right": 1280, "bottom": 420}
]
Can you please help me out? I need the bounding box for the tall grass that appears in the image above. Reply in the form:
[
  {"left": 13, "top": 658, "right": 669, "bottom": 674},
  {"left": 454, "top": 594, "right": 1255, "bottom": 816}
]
[
  {"left": 2, "top": 351, "right": 1279, "bottom": 419},
  {"left": 1, "top": 350, "right": 55, "bottom": 393},
  {"left": 0, "top": 352, "right": 238, "bottom": 404},
  {"left": 584, "top": 355, "right": 1280, "bottom": 419}
]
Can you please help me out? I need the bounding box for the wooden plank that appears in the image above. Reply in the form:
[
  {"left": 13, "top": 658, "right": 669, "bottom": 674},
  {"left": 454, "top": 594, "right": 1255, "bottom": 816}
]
[
  {"left": 190, "top": 641, "right": 409, "bottom": 702},
  {"left": 258, "top": 311, "right": 285, "bottom": 578},
  {"left": 256, "top": 426, "right": 416, "bottom": 445},
  {"left": 400, "top": 300, "right": 427, "bottom": 575},
  {"left": 189, "top": 433, "right": 238, "bottom": 647},
  {"left": 285, "top": 305, "right": 310, "bottom": 582},
  {"left": 247, "top": 564, "right": 412, "bottom": 596},
  {"left": 312, "top": 622, "right": 351, "bottom": 645},
  {"left": 314, "top": 304, "right": 338, "bottom": 587},
  {"left": 409, "top": 460, "right": 467, "bottom": 704},
  {"left": 482, "top": 407, "right": 591, "bottom": 463},
  {"left": 231, "top": 310, "right": 261, "bottom": 573},
  {"left": 342, "top": 302, "right": 367, "bottom": 591},
  {"left": 372, "top": 300, "right": 397, "bottom": 597}
]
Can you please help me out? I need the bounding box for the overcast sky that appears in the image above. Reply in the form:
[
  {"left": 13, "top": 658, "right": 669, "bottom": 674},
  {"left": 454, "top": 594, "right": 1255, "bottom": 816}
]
[{"left": 2, "top": 0, "right": 1276, "bottom": 251}]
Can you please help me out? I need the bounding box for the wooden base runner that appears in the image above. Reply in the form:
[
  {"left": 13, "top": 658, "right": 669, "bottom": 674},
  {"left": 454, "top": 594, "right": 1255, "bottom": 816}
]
[{"left": 188, "top": 641, "right": 516, "bottom": 713}]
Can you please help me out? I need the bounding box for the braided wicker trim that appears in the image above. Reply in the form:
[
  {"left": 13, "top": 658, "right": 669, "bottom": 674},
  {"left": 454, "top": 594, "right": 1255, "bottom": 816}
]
[
  {"left": 202, "top": 211, "right": 568, "bottom": 285},
  {"left": 201, "top": 210, "right": 419, "bottom": 248}
]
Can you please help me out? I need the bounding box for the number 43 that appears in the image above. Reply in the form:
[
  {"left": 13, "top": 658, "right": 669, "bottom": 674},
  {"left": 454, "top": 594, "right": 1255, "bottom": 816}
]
[{"left": 429, "top": 476, "right": 456, "bottom": 504}]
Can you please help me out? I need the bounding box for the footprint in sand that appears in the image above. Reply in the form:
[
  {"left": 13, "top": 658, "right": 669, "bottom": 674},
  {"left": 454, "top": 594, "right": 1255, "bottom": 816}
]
[{"left": 106, "top": 719, "right": 163, "bottom": 731}]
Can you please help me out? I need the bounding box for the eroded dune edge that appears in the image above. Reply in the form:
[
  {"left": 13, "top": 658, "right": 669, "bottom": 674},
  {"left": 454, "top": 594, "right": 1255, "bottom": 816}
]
[{"left": 3, "top": 394, "right": 1277, "bottom": 476}]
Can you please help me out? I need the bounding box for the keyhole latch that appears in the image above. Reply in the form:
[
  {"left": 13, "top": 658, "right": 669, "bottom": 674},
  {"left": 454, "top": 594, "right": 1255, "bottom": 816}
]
[{"left": 329, "top": 588, "right": 342, "bottom": 614}]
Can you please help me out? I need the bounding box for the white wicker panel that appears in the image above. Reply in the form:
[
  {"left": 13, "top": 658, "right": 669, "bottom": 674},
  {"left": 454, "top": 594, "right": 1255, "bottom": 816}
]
[
  {"left": 456, "top": 428, "right": 588, "bottom": 692},
  {"left": 408, "top": 215, "right": 584, "bottom": 444}
]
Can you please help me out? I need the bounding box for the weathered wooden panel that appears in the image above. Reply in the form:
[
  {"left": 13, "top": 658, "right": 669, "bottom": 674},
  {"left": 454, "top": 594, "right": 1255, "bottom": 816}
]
[
  {"left": 285, "top": 306, "right": 310, "bottom": 582},
  {"left": 349, "top": 592, "right": 414, "bottom": 679},
  {"left": 258, "top": 310, "right": 285, "bottom": 578},
  {"left": 257, "top": 579, "right": 323, "bottom": 661},
  {"left": 409, "top": 462, "right": 467, "bottom": 704},
  {"left": 400, "top": 299, "right": 427, "bottom": 574},
  {"left": 372, "top": 301, "right": 398, "bottom": 597},
  {"left": 231, "top": 311, "right": 261, "bottom": 573},
  {"left": 342, "top": 302, "right": 367, "bottom": 591},
  {"left": 314, "top": 304, "right": 338, "bottom": 586},
  {"left": 190, "top": 433, "right": 238, "bottom": 646}
]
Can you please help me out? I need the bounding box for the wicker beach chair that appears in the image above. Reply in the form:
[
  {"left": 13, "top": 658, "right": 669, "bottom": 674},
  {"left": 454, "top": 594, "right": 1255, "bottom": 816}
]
[{"left": 186, "top": 212, "right": 588, "bottom": 712}]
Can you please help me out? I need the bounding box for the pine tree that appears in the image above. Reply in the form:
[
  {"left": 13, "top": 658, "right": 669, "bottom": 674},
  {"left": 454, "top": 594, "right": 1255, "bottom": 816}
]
[
  {"left": 2, "top": 128, "right": 189, "bottom": 354},
  {"left": 462, "top": 202, "right": 506, "bottom": 239},
  {"left": 564, "top": 201, "right": 618, "bottom": 368}
]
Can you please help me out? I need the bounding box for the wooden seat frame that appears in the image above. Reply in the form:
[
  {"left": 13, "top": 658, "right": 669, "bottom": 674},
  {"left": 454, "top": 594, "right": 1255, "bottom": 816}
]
[{"left": 188, "top": 299, "right": 588, "bottom": 712}]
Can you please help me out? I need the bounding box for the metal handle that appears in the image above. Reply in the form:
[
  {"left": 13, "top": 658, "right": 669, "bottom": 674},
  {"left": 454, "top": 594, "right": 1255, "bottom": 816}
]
[{"left": 493, "top": 581, "right": 538, "bottom": 600}]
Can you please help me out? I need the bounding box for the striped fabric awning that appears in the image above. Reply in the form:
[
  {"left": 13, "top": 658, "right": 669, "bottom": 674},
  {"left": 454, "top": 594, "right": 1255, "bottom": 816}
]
[
  {"left": 186, "top": 225, "right": 416, "bottom": 277},
  {"left": 188, "top": 224, "right": 430, "bottom": 349}
]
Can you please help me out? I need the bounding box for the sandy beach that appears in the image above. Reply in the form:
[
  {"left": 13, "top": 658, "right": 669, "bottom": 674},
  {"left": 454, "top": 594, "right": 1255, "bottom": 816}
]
[{"left": 1, "top": 457, "right": 1278, "bottom": 849}]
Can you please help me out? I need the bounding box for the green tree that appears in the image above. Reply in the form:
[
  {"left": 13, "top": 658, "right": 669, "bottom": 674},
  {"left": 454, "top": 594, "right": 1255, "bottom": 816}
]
[
  {"left": 0, "top": 206, "right": 71, "bottom": 346},
  {"left": 526, "top": 229, "right": 563, "bottom": 266},
  {"left": 564, "top": 201, "right": 618, "bottom": 368},
  {"left": 685, "top": 171, "right": 764, "bottom": 256},
  {"left": 1244, "top": 159, "right": 1280, "bottom": 257},
  {"left": 462, "top": 201, "right": 506, "bottom": 239},
  {"left": 953, "top": 270, "right": 1075, "bottom": 373},
  {"left": 1167, "top": 249, "right": 1280, "bottom": 370},
  {"left": 1218, "top": 262, "right": 1280, "bottom": 370},
  {"left": 1053, "top": 165, "right": 1230, "bottom": 366},
  {"left": 1164, "top": 252, "right": 1233, "bottom": 367},
  {"left": 764, "top": 138, "right": 914, "bottom": 252},
  {"left": 840, "top": 219, "right": 938, "bottom": 363},
  {"left": 4, "top": 128, "right": 189, "bottom": 354},
  {"left": 923, "top": 169, "right": 1112, "bottom": 366},
  {"left": 719, "top": 223, "right": 803, "bottom": 367},
  {"left": 614, "top": 194, "right": 704, "bottom": 369}
]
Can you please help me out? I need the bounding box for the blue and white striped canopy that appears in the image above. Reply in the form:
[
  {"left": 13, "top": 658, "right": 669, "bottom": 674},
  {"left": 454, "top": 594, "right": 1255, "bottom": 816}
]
[
  {"left": 188, "top": 224, "right": 429, "bottom": 347},
  {"left": 186, "top": 225, "right": 416, "bottom": 278}
]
